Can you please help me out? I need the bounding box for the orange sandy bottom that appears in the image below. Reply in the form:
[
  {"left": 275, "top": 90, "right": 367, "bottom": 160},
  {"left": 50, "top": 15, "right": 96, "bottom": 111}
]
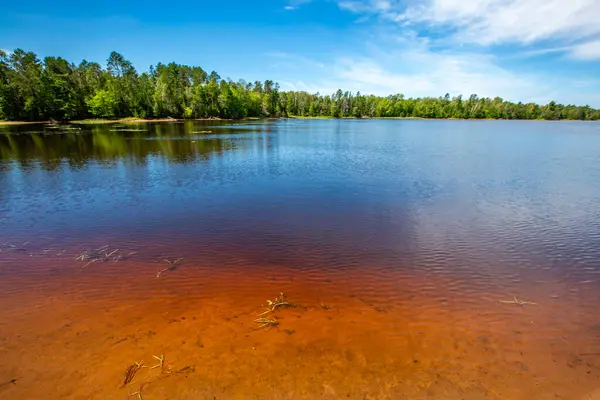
[{"left": 0, "top": 256, "right": 599, "bottom": 400}]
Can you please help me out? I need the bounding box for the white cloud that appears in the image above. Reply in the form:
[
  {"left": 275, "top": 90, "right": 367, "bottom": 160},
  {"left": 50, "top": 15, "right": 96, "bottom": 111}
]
[
  {"left": 508, "top": 46, "right": 571, "bottom": 59},
  {"left": 569, "top": 39, "right": 600, "bottom": 60},
  {"left": 273, "top": 2, "right": 600, "bottom": 106},
  {"left": 338, "top": 0, "right": 392, "bottom": 13},
  {"left": 335, "top": 0, "right": 600, "bottom": 47},
  {"left": 333, "top": 53, "right": 543, "bottom": 102},
  {"left": 277, "top": 35, "right": 549, "bottom": 102},
  {"left": 338, "top": 1, "right": 363, "bottom": 12},
  {"left": 276, "top": 29, "right": 600, "bottom": 106},
  {"left": 407, "top": 0, "right": 600, "bottom": 46},
  {"left": 339, "top": 0, "right": 392, "bottom": 13},
  {"left": 284, "top": 0, "right": 314, "bottom": 10},
  {"left": 503, "top": 40, "right": 600, "bottom": 61}
]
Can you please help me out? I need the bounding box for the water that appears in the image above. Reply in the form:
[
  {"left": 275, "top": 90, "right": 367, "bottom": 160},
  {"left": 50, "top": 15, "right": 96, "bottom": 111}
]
[{"left": 1, "top": 119, "right": 600, "bottom": 399}]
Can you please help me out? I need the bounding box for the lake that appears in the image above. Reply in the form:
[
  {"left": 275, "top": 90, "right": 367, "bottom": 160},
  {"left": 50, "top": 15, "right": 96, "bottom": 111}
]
[{"left": 1, "top": 119, "right": 600, "bottom": 399}]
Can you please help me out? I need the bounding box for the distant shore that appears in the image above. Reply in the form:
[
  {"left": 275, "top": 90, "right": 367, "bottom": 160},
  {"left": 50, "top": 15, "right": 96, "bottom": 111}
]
[
  {"left": 1, "top": 116, "right": 599, "bottom": 126},
  {"left": 0, "top": 117, "right": 229, "bottom": 126}
]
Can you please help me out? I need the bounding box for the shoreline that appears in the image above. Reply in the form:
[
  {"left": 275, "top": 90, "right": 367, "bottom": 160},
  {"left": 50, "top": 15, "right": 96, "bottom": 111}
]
[
  {"left": 0, "top": 117, "right": 236, "bottom": 126},
  {"left": 288, "top": 116, "right": 600, "bottom": 122},
  {"left": 70, "top": 117, "right": 233, "bottom": 125},
  {"left": 1, "top": 116, "right": 599, "bottom": 126}
]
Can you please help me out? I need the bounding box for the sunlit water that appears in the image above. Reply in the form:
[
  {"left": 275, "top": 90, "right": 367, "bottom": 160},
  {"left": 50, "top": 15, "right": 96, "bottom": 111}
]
[{"left": 1, "top": 119, "right": 600, "bottom": 399}]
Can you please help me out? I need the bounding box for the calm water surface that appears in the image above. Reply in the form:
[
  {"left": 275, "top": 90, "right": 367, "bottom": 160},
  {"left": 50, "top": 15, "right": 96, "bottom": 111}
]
[{"left": 1, "top": 119, "right": 600, "bottom": 399}]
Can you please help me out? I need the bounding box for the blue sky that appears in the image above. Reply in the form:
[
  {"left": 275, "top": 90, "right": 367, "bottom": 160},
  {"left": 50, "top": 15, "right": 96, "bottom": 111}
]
[{"left": 2, "top": 0, "right": 600, "bottom": 106}]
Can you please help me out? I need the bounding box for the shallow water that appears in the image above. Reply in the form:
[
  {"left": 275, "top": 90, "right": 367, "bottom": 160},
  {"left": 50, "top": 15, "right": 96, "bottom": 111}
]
[{"left": 1, "top": 119, "right": 600, "bottom": 399}]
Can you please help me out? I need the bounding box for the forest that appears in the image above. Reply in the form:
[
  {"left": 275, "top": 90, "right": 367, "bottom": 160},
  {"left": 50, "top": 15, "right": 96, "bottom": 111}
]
[{"left": 1, "top": 49, "right": 599, "bottom": 122}]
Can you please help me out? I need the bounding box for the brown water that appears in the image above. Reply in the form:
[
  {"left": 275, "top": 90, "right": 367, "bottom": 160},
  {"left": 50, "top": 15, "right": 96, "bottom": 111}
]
[{"left": 1, "top": 119, "right": 600, "bottom": 399}]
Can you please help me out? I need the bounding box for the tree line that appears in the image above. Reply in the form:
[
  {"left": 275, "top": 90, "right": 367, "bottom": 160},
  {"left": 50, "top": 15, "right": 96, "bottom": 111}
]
[{"left": 1, "top": 49, "right": 599, "bottom": 122}]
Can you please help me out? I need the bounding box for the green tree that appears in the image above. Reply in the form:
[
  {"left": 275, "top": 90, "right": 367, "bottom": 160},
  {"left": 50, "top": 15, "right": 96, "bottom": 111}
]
[
  {"left": 42, "top": 56, "right": 79, "bottom": 119},
  {"left": 1, "top": 47, "right": 599, "bottom": 122},
  {"left": 86, "top": 89, "right": 118, "bottom": 118}
]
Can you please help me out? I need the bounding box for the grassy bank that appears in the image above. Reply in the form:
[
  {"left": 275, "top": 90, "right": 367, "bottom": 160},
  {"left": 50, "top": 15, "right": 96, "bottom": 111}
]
[
  {"left": 0, "top": 120, "right": 52, "bottom": 126},
  {"left": 0, "top": 116, "right": 281, "bottom": 126},
  {"left": 3, "top": 116, "right": 599, "bottom": 126},
  {"left": 0, "top": 117, "right": 227, "bottom": 126},
  {"left": 70, "top": 117, "right": 190, "bottom": 125}
]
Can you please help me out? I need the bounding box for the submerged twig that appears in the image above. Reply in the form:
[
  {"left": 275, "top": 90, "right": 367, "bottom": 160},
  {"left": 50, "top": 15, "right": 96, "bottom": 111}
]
[
  {"left": 76, "top": 245, "right": 136, "bottom": 268},
  {"left": 176, "top": 365, "right": 195, "bottom": 375},
  {"left": 150, "top": 354, "right": 165, "bottom": 371},
  {"left": 254, "top": 317, "right": 279, "bottom": 330},
  {"left": 127, "top": 383, "right": 146, "bottom": 400},
  {"left": 156, "top": 258, "right": 183, "bottom": 277},
  {"left": 0, "top": 242, "right": 28, "bottom": 253},
  {"left": 123, "top": 361, "right": 144, "bottom": 386},
  {"left": 81, "top": 259, "right": 99, "bottom": 269},
  {"left": 105, "top": 249, "right": 119, "bottom": 258},
  {"left": 256, "top": 292, "right": 294, "bottom": 317},
  {"left": 0, "top": 378, "right": 18, "bottom": 387},
  {"left": 499, "top": 296, "right": 537, "bottom": 306},
  {"left": 253, "top": 293, "right": 295, "bottom": 330}
]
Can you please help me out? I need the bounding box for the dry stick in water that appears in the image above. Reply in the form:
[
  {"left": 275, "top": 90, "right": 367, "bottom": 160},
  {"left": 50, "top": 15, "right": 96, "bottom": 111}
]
[
  {"left": 115, "top": 251, "right": 138, "bottom": 263},
  {"left": 499, "top": 296, "right": 537, "bottom": 306},
  {"left": 77, "top": 246, "right": 135, "bottom": 267},
  {"left": 81, "top": 259, "right": 99, "bottom": 269},
  {"left": 123, "top": 361, "right": 144, "bottom": 386},
  {"left": 0, "top": 378, "right": 18, "bottom": 387},
  {"left": 150, "top": 355, "right": 165, "bottom": 371},
  {"left": 105, "top": 249, "right": 119, "bottom": 258},
  {"left": 76, "top": 245, "right": 109, "bottom": 260},
  {"left": 256, "top": 292, "right": 294, "bottom": 317},
  {"left": 254, "top": 293, "right": 295, "bottom": 329},
  {"left": 127, "top": 383, "right": 146, "bottom": 400},
  {"left": 0, "top": 242, "right": 28, "bottom": 253},
  {"left": 254, "top": 317, "right": 279, "bottom": 330},
  {"left": 156, "top": 258, "right": 183, "bottom": 277}
]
